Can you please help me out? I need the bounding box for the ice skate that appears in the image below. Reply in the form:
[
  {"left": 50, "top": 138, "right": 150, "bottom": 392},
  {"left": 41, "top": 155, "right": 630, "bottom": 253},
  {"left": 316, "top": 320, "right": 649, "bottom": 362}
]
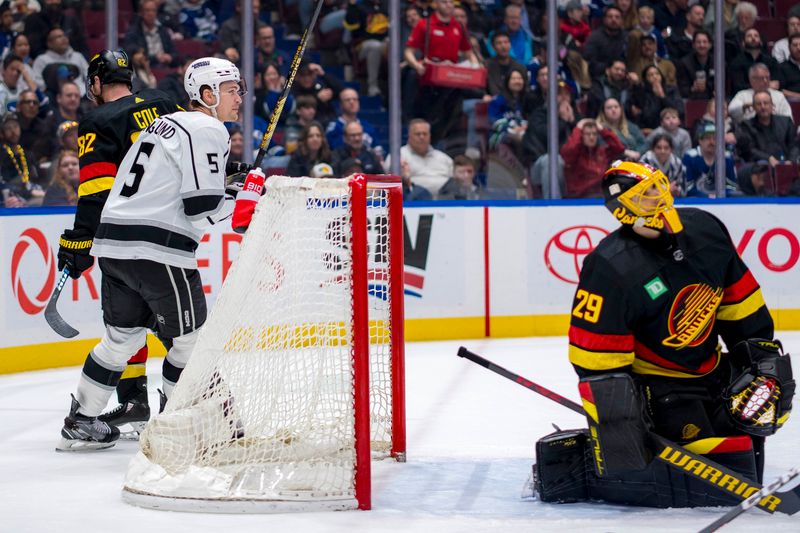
[
  {"left": 99, "top": 376, "right": 150, "bottom": 440},
  {"left": 56, "top": 395, "right": 120, "bottom": 452}
]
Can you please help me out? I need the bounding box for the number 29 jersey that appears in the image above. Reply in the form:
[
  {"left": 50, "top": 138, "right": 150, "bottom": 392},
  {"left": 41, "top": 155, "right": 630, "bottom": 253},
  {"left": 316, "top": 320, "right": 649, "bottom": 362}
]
[
  {"left": 568, "top": 208, "right": 774, "bottom": 379},
  {"left": 92, "top": 111, "right": 234, "bottom": 269}
]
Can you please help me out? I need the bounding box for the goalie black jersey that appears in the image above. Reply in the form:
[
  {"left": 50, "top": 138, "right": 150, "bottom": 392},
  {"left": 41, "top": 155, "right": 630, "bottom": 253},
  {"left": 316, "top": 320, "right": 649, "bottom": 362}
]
[
  {"left": 92, "top": 111, "right": 233, "bottom": 269},
  {"left": 568, "top": 208, "right": 774, "bottom": 379},
  {"left": 74, "top": 88, "right": 182, "bottom": 235}
]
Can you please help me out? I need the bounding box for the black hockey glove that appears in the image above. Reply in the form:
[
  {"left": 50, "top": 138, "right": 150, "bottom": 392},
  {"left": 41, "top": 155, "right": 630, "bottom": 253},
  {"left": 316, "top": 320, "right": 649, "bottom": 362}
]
[
  {"left": 725, "top": 339, "right": 794, "bottom": 436},
  {"left": 225, "top": 171, "right": 248, "bottom": 196},
  {"left": 226, "top": 161, "right": 253, "bottom": 176},
  {"left": 57, "top": 229, "right": 94, "bottom": 279}
]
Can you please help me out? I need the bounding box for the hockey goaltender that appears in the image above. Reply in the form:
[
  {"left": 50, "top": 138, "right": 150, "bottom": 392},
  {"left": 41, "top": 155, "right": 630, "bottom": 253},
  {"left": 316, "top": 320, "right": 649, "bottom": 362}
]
[{"left": 533, "top": 161, "right": 794, "bottom": 509}]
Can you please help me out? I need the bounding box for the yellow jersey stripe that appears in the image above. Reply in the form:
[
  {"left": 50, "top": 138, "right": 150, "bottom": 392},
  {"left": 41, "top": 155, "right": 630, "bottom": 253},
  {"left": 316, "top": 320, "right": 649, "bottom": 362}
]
[
  {"left": 568, "top": 344, "right": 634, "bottom": 371},
  {"left": 120, "top": 364, "right": 146, "bottom": 380},
  {"left": 632, "top": 356, "right": 720, "bottom": 379},
  {"left": 78, "top": 177, "right": 115, "bottom": 197},
  {"left": 717, "top": 289, "right": 766, "bottom": 321}
]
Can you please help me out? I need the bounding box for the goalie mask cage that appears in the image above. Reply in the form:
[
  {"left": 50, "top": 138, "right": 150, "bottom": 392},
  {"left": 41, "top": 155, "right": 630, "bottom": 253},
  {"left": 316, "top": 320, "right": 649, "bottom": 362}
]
[{"left": 122, "top": 174, "right": 405, "bottom": 513}]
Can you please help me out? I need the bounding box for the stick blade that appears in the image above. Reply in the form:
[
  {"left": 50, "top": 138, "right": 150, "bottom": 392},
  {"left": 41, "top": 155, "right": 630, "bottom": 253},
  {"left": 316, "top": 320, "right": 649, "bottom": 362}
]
[{"left": 44, "top": 270, "right": 79, "bottom": 338}]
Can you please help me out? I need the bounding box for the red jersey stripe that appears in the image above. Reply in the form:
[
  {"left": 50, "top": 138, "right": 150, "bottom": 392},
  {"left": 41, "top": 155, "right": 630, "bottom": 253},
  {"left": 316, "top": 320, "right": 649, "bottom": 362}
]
[
  {"left": 569, "top": 325, "right": 635, "bottom": 352},
  {"left": 635, "top": 340, "right": 719, "bottom": 375},
  {"left": 80, "top": 162, "right": 117, "bottom": 184},
  {"left": 722, "top": 270, "right": 759, "bottom": 304}
]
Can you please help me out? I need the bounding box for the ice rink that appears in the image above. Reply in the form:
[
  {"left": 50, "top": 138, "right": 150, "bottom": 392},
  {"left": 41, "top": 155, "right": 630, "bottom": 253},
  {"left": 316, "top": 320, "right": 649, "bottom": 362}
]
[{"left": 1, "top": 334, "right": 798, "bottom": 533}]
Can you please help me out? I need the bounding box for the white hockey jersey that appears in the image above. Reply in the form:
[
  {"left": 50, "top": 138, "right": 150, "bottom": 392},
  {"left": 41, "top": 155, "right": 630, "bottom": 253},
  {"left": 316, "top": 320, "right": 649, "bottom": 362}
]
[{"left": 92, "top": 111, "right": 234, "bottom": 269}]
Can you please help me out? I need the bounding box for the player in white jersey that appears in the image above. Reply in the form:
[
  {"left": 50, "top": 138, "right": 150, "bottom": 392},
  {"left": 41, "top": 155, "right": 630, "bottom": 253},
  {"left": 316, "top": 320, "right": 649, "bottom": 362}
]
[{"left": 57, "top": 58, "right": 245, "bottom": 451}]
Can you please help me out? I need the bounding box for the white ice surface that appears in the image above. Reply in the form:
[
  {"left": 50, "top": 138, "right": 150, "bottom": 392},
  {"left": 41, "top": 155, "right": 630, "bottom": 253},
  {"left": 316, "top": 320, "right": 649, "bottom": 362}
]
[{"left": 1, "top": 334, "right": 799, "bottom": 532}]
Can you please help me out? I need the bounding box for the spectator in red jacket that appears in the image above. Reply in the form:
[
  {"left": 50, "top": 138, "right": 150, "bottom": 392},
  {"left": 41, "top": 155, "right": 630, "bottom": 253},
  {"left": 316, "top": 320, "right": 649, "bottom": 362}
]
[
  {"left": 560, "top": 118, "right": 626, "bottom": 198},
  {"left": 560, "top": 0, "right": 590, "bottom": 49}
]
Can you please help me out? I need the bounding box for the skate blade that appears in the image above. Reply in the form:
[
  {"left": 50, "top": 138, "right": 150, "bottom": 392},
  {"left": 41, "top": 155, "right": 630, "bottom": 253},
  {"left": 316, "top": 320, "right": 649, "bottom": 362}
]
[
  {"left": 117, "top": 421, "right": 147, "bottom": 441},
  {"left": 55, "top": 437, "right": 116, "bottom": 452}
]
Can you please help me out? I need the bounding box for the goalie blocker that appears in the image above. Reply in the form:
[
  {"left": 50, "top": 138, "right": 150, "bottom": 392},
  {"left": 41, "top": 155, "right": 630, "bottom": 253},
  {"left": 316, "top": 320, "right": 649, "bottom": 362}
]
[{"left": 534, "top": 374, "right": 759, "bottom": 508}]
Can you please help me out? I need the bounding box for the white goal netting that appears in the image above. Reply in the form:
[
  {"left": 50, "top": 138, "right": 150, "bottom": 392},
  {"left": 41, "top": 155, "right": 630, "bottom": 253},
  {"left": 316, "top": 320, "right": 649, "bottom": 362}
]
[{"left": 122, "top": 175, "right": 403, "bottom": 512}]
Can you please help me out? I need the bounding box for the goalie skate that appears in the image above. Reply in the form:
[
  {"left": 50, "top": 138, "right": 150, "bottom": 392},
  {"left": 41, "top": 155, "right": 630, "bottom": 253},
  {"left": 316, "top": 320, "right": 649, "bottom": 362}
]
[{"left": 56, "top": 395, "right": 120, "bottom": 452}]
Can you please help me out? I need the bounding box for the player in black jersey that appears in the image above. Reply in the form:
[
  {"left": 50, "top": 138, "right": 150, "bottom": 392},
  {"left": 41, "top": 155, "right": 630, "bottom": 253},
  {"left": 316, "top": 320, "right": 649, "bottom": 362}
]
[
  {"left": 533, "top": 161, "right": 794, "bottom": 508},
  {"left": 56, "top": 50, "right": 183, "bottom": 445}
]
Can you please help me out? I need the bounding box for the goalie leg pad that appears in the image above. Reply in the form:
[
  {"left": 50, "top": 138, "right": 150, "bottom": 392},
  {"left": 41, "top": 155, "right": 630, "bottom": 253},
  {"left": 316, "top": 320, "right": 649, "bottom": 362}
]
[
  {"left": 534, "top": 429, "right": 589, "bottom": 503},
  {"left": 587, "top": 435, "right": 758, "bottom": 509},
  {"left": 579, "top": 373, "right": 651, "bottom": 476}
]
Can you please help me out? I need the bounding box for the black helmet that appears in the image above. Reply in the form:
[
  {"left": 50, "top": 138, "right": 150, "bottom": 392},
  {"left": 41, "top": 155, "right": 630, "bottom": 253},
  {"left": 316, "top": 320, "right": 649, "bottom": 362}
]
[{"left": 87, "top": 49, "right": 133, "bottom": 95}]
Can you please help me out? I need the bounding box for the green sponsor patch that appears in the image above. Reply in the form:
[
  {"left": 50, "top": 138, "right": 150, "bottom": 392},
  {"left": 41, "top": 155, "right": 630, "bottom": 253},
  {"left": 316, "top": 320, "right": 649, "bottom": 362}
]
[{"left": 644, "top": 276, "right": 668, "bottom": 300}]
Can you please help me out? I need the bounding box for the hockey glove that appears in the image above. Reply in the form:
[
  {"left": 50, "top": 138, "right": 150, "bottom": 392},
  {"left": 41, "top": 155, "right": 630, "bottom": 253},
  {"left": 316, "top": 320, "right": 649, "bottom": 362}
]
[
  {"left": 226, "top": 161, "right": 253, "bottom": 176},
  {"left": 57, "top": 229, "right": 94, "bottom": 279},
  {"left": 725, "top": 339, "right": 794, "bottom": 436},
  {"left": 231, "top": 168, "right": 266, "bottom": 234}
]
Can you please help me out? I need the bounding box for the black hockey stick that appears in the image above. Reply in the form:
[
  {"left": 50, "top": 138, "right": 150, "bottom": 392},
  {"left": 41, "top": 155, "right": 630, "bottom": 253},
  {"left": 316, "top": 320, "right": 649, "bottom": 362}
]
[
  {"left": 456, "top": 346, "right": 800, "bottom": 515},
  {"left": 44, "top": 268, "right": 79, "bottom": 338},
  {"left": 697, "top": 467, "right": 800, "bottom": 533},
  {"left": 252, "top": 0, "right": 325, "bottom": 169}
]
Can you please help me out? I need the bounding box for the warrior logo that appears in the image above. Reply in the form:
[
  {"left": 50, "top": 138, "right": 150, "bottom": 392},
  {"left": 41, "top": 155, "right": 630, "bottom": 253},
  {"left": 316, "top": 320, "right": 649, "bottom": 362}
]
[{"left": 663, "top": 283, "right": 723, "bottom": 349}]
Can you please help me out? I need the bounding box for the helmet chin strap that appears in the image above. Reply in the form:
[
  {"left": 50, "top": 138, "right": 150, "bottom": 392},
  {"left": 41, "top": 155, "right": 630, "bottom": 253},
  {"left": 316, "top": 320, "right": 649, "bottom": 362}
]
[{"left": 200, "top": 89, "right": 221, "bottom": 119}]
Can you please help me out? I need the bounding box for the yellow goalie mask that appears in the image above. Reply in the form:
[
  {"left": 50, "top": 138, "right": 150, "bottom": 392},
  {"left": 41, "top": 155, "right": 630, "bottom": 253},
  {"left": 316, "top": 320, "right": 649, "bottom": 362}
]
[{"left": 602, "top": 161, "right": 683, "bottom": 234}]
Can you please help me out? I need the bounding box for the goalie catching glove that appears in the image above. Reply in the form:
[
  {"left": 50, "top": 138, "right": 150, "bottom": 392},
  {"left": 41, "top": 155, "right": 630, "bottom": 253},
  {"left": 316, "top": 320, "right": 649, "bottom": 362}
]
[
  {"left": 231, "top": 168, "right": 266, "bottom": 234},
  {"left": 57, "top": 229, "right": 94, "bottom": 279},
  {"left": 725, "top": 339, "right": 794, "bottom": 436}
]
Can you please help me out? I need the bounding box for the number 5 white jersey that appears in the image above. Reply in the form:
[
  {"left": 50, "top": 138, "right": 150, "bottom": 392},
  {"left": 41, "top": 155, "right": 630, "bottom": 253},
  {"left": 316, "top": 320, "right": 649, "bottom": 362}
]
[{"left": 92, "top": 111, "right": 234, "bottom": 269}]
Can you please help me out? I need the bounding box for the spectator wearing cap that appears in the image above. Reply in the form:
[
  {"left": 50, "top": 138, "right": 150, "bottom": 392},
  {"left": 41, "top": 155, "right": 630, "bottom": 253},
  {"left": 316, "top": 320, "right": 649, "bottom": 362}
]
[
  {"left": 560, "top": 1, "right": 590, "bottom": 49},
  {"left": 728, "top": 63, "right": 792, "bottom": 124},
  {"left": 291, "top": 62, "right": 344, "bottom": 127},
  {"left": 325, "top": 88, "right": 378, "bottom": 151},
  {"left": 31, "top": 27, "right": 89, "bottom": 97},
  {"left": 0, "top": 54, "right": 38, "bottom": 117},
  {"left": 55, "top": 120, "right": 78, "bottom": 154},
  {"left": 219, "top": 0, "right": 266, "bottom": 64},
  {"left": 628, "top": 34, "right": 677, "bottom": 87},
  {"left": 682, "top": 122, "right": 738, "bottom": 197},
  {"left": 311, "top": 162, "right": 336, "bottom": 179},
  {"left": 627, "top": 6, "right": 667, "bottom": 68},
  {"left": 583, "top": 6, "right": 628, "bottom": 78},
  {"left": 0, "top": 113, "right": 41, "bottom": 206},
  {"left": 123, "top": 0, "right": 178, "bottom": 68},
  {"left": 777, "top": 33, "right": 800, "bottom": 98},
  {"left": 286, "top": 122, "right": 333, "bottom": 178},
  {"left": 728, "top": 28, "right": 779, "bottom": 95},
  {"left": 665, "top": 2, "right": 705, "bottom": 61},
  {"left": 23, "top": 0, "right": 88, "bottom": 59},
  {"left": 332, "top": 121, "right": 384, "bottom": 176},
  {"left": 735, "top": 90, "right": 799, "bottom": 167},
  {"left": 386, "top": 118, "right": 453, "bottom": 196}
]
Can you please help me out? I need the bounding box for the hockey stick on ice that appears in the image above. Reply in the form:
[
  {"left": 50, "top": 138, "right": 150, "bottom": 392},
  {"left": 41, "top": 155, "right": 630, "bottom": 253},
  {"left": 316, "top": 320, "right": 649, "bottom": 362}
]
[
  {"left": 252, "top": 0, "right": 325, "bottom": 169},
  {"left": 456, "top": 346, "right": 800, "bottom": 515},
  {"left": 44, "top": 268, "right": 79, "bottom": 338},
  {"left": 697, "top": 467, "right": 800, "bottom": 532}
]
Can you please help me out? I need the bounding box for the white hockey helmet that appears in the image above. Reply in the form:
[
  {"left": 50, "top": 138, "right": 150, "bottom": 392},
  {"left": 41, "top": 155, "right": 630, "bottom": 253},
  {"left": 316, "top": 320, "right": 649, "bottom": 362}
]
[{"left": 184, "top": 57, "right": 245, "bottom": 111}]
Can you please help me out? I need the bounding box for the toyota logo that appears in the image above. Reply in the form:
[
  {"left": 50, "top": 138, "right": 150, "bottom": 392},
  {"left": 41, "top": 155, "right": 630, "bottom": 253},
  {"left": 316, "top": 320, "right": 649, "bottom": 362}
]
[
  {"left": 545, "top": 225, "right": 610, "bottom": 284},
  {"left": 11, "top": 228, "right": 55, "bottom": 315}
]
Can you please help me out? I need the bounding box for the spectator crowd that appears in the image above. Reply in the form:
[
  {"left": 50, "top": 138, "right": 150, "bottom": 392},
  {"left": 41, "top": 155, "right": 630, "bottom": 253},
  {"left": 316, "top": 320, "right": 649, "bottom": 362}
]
[{"left": 1, "top": 0, "right": 799, "bottom": 206}]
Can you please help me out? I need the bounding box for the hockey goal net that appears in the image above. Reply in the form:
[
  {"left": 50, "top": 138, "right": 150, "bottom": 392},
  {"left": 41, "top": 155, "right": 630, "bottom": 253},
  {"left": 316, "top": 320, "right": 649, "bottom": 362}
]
[{"left": 122, "top": 174, "right": 405, "bottom": 512}]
